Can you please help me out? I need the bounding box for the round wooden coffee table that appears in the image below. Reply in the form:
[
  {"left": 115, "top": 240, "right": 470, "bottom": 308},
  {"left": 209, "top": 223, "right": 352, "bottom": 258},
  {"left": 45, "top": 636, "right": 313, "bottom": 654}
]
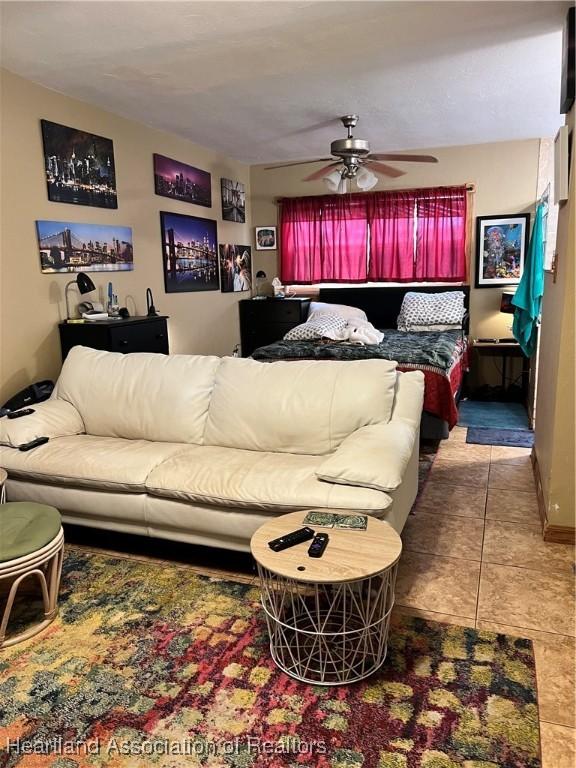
[{"left": 251, "top": 510, "right": 402, "bottom": 686}]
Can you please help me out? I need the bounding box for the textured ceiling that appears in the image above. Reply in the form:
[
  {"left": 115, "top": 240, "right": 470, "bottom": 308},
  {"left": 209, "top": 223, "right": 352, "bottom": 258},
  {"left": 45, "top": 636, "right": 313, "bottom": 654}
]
[{"left": 0, "top": 1, "right": 568, "bottom": 164}]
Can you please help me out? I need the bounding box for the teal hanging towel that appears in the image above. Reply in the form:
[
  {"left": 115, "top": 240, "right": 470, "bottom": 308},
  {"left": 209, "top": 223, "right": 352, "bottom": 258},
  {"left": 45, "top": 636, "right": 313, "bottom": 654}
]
[{"left": 512, "top": 203, "right": 545, "bottom": 356}]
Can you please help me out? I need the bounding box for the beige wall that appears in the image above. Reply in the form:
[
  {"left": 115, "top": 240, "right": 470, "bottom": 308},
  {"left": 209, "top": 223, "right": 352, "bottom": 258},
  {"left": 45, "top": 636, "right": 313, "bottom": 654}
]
[
  {"left": 534, "top": 106, "right": 575, "bottom": 531},
  {"left": 251, "top": 139, "right": 541, "bottom": 352},
  {"left": 0, "top": 69, "right": 251, "bottom": 403}
]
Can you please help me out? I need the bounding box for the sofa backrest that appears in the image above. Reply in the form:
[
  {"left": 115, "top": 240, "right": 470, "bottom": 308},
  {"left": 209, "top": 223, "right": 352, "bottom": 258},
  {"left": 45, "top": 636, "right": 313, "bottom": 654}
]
[
  {"left": 204, "top": 357, "right": 398, "bottom": 455},
  {"left": 56, "top": 346, "right": 220, "bottom": 443}
]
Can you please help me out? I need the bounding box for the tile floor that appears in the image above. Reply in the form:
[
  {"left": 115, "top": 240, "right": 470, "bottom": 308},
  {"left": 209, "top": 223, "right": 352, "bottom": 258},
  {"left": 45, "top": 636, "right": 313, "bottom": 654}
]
[
  {"left": 398, "top": 426, "right": 576, "bottom": 768},
  {"left": 69, "top": 426, "right": 575, "bottom": 768}
]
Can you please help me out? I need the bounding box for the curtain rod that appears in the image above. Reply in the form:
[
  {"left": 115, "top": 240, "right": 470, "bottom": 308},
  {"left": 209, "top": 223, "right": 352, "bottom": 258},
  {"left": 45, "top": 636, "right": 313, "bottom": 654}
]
[{"left": 276, "top": 183, "right": 476, "bottom": 204}]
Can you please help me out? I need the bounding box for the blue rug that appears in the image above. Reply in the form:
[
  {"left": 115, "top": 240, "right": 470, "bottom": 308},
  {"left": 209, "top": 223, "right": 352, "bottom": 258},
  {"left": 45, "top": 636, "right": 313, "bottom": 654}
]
[
  {"left": 458, "top": 400, "right": 530, "bottom": 430},
  {"left": 467, "top": 427, "right": 534, "bottom": 448}
]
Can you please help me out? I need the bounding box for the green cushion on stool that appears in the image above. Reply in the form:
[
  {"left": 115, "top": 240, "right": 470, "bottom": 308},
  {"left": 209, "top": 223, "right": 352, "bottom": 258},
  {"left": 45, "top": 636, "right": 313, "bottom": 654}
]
[{"left": 0, "top": 502, "right": 62, "bottom": 563}]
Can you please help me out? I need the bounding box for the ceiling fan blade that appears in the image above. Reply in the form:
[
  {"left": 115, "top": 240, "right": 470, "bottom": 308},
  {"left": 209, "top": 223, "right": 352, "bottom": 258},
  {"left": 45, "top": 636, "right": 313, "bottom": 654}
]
[
  {"left": 303, "top": 162, "right": 341, "bottom": 181},
  {"left": 368, "top": 153, "right": 438, "bottom": 163},
  {"left": 364, "top": 160, "right": 406, "bottom": 178},
  {"left": 264, "top": 158, "right": 333, "bottom": 171}
]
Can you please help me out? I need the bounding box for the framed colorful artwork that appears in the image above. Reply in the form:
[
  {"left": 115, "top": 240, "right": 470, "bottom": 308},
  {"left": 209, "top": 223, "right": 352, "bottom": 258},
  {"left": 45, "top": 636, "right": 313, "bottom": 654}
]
[{"left": 475, "top": 214, "right": 530, "bottom": 288}]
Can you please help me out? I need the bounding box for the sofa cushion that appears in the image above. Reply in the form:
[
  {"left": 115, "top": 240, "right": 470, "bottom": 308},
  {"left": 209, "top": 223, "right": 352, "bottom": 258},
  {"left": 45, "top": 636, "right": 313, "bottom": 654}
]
[
  {"left": 55, "top": 346, "right": 220, "bottom": 443},
  {"left": 315, "top": 420, "right": 417, "bottom": 492},
  {"left": 146, "top": 445, "right": 392, "bottom": 513},
  {"left": 204, "top": 357, "right": 398, "bottom": 455},
  {"left": 0, "top": 435, "right": 186, "bottom": 492}
]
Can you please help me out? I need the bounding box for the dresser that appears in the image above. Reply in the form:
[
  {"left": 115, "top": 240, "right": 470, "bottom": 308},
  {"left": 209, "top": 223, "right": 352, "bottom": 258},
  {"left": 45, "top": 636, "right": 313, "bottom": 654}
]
[
  {"left": 59, "top": 316, "right": 169, "bottom": 361},
  {"left": 239, "top": 298, "right": 310, "bottom": 357}
]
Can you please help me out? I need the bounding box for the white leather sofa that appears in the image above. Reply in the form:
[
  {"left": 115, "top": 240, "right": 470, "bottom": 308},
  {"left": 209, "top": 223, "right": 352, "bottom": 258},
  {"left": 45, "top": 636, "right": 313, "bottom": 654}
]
[{"left": 0, "top": 346, "right": 424, "bottom": 552}]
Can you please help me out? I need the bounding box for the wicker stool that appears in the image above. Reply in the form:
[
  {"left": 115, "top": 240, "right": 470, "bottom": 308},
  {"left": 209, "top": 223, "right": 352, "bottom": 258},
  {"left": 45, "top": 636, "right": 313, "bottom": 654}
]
[{"left": 0, "top": 502, "right": 64, "bottom": 648}]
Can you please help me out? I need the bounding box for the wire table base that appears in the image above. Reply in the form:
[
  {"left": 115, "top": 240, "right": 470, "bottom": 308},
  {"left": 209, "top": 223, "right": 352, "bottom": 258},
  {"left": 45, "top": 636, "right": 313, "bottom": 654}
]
[{"left": 257, "top": 563, "right": 398, "bottom": 685}]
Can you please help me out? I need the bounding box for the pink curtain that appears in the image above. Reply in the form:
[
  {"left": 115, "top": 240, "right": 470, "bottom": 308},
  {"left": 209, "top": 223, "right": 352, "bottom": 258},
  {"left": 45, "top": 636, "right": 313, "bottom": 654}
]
[
  {"left": 280, "top": 186, "right": 467, "bottom": 284},
  {"left": 415, "top": 186, "right": 467, "bottom": 281},
  {"left": 368, "top": 191, "right": 416, "bottom": 281},
  {"left": 280, "top": 195, "right": 368, "bottom": 283},
  {"left": 280, "top": 197, "right": 322, "bottom": 283},
  {"left": 320, "top": 195, "right": 368, "bottom": 282}
]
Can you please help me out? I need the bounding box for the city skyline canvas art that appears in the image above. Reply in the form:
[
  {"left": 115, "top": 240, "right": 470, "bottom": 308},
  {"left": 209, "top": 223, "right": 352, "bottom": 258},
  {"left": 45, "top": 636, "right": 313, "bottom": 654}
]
[
  {"left": 154, "top": 154, "right": 211, "bottom": 208},
  {"left": 41, "top": 120, "right": 117, "bottom": 208},
  {"left": 221, "top": 178, "right": 246, "bottom": 223},
  {"left": 36, "top": 220, "right": 134, "bottom": 273},
  {"left": 160, "top": 211, "right": 219, "bottom": 293},
  {"left": 219, "top": 244, "right": 252, "bottom": 293}
]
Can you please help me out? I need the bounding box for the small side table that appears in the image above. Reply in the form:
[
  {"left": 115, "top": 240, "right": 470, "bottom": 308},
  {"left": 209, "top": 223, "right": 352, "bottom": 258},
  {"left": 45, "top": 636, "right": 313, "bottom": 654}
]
[
  {"left": 470, "top": 340, "right": 529, "bottom": 400},
  {"left": 0, "top": 468, "right": 7, "bottom": 504},
  {"left": 251, "top": 511, "right": 402, "bottom": 686}
]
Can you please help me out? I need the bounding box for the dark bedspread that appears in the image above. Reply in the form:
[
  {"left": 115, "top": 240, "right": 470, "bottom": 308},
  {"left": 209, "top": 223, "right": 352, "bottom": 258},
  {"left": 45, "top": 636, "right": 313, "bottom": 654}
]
[{"left": 252, "top": 329, "right": 466, "bottom": 373}]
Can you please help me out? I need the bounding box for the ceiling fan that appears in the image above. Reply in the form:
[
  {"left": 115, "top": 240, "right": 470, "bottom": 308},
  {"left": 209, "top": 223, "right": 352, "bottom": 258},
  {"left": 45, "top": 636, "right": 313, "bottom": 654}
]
[{"left": 265, "top": 114, "right": 438, "bottom": 193}]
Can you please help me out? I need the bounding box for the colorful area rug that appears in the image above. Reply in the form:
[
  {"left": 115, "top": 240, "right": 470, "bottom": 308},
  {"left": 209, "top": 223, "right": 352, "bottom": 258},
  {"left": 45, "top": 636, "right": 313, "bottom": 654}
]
[
  {"left": 467, "top": 427, "right": 534, "bottom": 448},
  {"left": 1, "top": 551, "right": 541, "bottom": 767},
  {"left": 458, "top": 401, "right": 530, "bottom": 431}
]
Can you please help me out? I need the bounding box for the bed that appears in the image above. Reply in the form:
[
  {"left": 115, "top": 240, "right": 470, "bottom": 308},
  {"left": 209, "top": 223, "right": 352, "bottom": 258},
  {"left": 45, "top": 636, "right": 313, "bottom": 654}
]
[{"left": 251, "top": 286, "right": 470, "bottom": 439}]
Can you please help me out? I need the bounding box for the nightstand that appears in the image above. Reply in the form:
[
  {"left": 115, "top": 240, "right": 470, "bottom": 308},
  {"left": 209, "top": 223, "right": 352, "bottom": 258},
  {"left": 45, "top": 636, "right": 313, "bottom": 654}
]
[
  {"left": 239, "top": 298, "right": 311, "bottom": 357},
  {"left": 470, "top": 339, "right": 529, "bottom": 400},
  {"left": 59, "top": 316, "right": 169, "bottom": 360}
]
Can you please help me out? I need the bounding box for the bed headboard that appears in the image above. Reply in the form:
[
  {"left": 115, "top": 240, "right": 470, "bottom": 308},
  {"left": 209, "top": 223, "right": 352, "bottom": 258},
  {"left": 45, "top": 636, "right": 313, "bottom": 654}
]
[{"left": 317, "top": 286, "right": 471, "bottom": 332}]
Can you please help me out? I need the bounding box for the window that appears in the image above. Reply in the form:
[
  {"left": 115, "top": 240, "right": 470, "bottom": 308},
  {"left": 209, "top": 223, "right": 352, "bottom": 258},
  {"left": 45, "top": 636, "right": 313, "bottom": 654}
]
[{"left": 279, "top": 185, "right": 468, "bottom": 284}]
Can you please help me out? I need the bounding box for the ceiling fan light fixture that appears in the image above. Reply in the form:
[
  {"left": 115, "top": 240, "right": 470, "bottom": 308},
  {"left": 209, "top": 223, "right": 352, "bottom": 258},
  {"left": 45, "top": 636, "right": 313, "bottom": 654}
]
[
  {"left": 323, "top": 169, "right": 343, "bottom": 192},
  {"left": 356, "top": 166, "right": 378, "bottom": 190}
]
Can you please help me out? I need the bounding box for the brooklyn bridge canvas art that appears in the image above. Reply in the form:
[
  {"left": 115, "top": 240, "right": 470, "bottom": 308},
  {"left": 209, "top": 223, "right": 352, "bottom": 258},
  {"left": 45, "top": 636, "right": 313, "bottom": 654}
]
[
  {"left": 160, "top": 211, "right": 218, "bottom": 293},
  {"left": 36, "top": 221, "right": 134, "bottom": 273}
]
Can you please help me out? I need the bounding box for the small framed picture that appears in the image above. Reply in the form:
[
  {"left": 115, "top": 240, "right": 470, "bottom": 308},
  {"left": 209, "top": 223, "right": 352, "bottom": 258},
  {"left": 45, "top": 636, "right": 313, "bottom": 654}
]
[
  {"left": 475, "top": 214, "right": 530, "bottom": 288},
  {"left": 255, "top": 226, "right": 277, "bottom": 250}
]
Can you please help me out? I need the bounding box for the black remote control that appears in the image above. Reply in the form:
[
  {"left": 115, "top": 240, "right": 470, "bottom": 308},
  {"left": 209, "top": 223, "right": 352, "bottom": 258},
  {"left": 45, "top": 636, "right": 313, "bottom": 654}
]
[
  {"left": 7, "top": 408, "right": 35, "bottom": 419},
  {"left": 308, "top": 533, "right": 329, "bottom": 558},
  {"left": 19, "top": 436, "right": 49, "bottom": 452},
  {"left": 268, "top": 527, "right": 315, "bottom": 552}
]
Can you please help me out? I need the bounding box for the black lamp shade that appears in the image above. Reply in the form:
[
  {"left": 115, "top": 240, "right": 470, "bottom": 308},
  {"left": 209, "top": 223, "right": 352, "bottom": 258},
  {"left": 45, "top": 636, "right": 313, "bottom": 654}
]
[
  {"left": 76, "top": 272, "right": 95, "bottom": 295},
  {"left": 500, "top": 291, "right": 516, "bottom": 314}
]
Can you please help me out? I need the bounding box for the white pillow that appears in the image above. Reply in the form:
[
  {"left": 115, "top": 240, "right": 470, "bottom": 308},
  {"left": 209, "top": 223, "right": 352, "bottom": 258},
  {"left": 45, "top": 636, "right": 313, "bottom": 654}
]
[
  {"left": 284, "top": 313, "right": 348, "bottom": 341},
  {"left": 397, "top": 292, "right": 465, "bottom": 331},
  {"left": 308, "top": 301, "right": 367, "bottom": 322}
]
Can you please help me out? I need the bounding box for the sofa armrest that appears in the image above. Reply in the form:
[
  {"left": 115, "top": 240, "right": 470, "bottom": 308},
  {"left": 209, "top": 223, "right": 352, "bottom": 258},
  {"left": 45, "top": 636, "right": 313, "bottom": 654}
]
[
  {"left": 0, "top": 400, "right": 85, "bottom": 448},
  {"left": 315, "top": 419, "right": 418, "bottom": 493}
]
